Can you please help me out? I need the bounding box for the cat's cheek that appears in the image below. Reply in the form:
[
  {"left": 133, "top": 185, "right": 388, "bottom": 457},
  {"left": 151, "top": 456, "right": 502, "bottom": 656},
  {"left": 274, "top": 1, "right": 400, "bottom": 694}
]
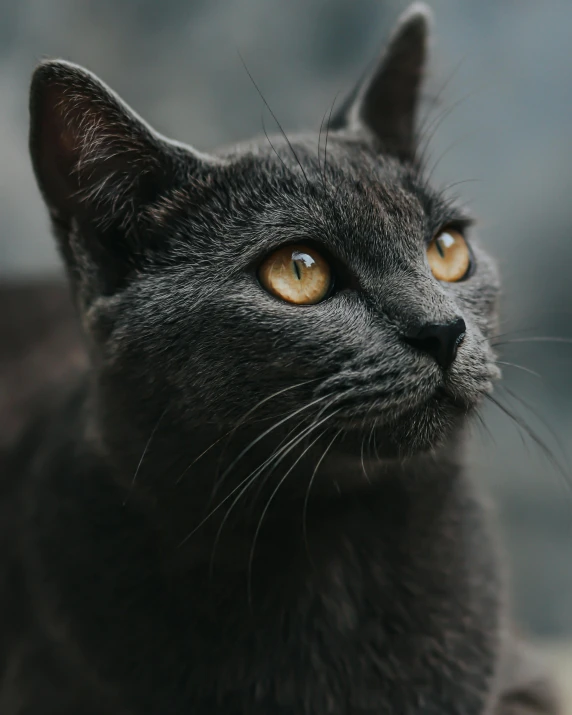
[
  {"left": 488, "top": 363, "right": 502, "bottom": 383},
  {"left": 445, "top": 355, "right": 499, "bottom": 407}
]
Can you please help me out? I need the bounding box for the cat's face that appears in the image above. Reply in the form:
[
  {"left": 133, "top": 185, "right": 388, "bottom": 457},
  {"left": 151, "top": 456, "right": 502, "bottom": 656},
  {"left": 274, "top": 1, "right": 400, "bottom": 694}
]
[
  {"left": 90, "top": 138, "right": 499, "bottom": 461},
  {"left": 29, "top": 4, "right": 499, "bottom": 474}
]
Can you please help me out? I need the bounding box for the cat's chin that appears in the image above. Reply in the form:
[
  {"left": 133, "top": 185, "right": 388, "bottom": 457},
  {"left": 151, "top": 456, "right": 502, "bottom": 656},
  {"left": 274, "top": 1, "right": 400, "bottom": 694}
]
[
  {"left": 380, "top": 401, "right": 469, "bottom": 458},
  {"left": 335, "top": 389, "right": 476, "bottom": 459}
]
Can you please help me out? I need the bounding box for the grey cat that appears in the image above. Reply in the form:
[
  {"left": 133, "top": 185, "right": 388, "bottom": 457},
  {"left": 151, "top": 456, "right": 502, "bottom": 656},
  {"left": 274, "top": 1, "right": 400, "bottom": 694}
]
[{"left": 0, "top": 3, "right": 561, "bottom": 714}]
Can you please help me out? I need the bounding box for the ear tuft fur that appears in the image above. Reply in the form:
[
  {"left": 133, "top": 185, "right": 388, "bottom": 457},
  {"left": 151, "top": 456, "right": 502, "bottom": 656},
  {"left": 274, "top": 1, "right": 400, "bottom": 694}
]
[
  {"left": 29, "top": 60, "right": 171, "bottom": 232},
  {"left": 329, "top": 2, "right": 432, "bottom": 161}
]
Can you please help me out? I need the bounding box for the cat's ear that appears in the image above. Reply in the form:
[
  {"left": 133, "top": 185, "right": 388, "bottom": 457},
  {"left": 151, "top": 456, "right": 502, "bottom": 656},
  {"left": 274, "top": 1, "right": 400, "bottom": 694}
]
[
  {"left": 329, "top": 2, "right": 432, "bottom": 162},
  {"left": 29, "top": 61, "right": 211, "bottom": 297}
]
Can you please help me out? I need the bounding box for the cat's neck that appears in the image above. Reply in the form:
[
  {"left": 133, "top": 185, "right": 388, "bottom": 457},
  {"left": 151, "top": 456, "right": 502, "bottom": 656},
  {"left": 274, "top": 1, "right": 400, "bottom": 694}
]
[
  {"left": 30, "top": 388, "right": 472, "bottom": 578},
  {"left": 29, "top": 377, "right": 469, "bottom": 566},
  {"left": 85, "top": 397, "right": 469, "bottom": 564},
  {"left": 21, "top": 397, "right": 498, "bottom": 715}
]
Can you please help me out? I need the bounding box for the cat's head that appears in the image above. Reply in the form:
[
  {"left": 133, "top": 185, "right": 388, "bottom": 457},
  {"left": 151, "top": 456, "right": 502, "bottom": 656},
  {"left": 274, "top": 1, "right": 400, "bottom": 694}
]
[{"left": 29, "top": 3, "right": 499, "bottom": 480}]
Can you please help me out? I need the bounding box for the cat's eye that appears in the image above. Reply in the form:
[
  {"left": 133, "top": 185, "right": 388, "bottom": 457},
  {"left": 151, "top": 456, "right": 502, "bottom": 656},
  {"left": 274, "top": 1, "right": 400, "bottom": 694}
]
[
  {"left": 258, "top": 245, "right": 332, "bottom": 305},
  {"left": 427, "top": 228, "right": 471, "bottom": 282}
]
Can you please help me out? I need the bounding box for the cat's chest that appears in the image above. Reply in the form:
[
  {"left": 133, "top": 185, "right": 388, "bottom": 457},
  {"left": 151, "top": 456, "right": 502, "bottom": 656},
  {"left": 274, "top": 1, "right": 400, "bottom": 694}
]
[
  {"left": 168, "top": 530, "right": 500, "bottom": 715},
  {"left": 24, "top": 471, "right": 502, "bottom": 715}
]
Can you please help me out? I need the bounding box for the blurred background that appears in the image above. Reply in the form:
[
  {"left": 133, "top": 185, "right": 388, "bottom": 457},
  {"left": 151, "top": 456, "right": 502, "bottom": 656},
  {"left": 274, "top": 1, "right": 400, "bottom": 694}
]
[{"left": 0, "top": 0, "right": 571, "bottom": 700}]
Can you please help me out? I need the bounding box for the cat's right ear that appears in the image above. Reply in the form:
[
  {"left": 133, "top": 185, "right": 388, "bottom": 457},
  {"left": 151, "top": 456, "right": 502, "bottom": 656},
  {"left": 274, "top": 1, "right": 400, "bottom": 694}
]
[
  {"left": 329, "top": 3, "right": 432, "bottom": 163},
  {"left": 29, "top": 60, "right": 213, "bottom": 298}
]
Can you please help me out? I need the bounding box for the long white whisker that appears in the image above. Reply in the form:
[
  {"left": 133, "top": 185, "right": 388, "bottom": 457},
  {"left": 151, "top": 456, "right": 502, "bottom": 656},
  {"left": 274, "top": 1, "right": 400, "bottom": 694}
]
[
  {"left": 123, "top": 407, "right": 168, "bottom": 505},
  {"left": 495, "top": 337, "right": 572, "bottom": 345},
  {"left": 177, "top": 393, "right": 332, "bottom": 547},
  {"left": 302, "top": 428, "right": 342, "bottom": 563},
  {"left": 209, "top": 399, "right": 342, "bottom": 571},
  {"left": 175, "top": 379, "right": 315, "bottom": 485},
  {"left": 360, "top": 430, "right": 372, "bottom": 486},
  {"left": 207, "top": 413, "right": 322, "bottom": 572},
  {"left": 247, "top": 412, "right": 339, "bottom": 607},
  {"left": 496, "top": 360, "right": 541, "bottom": 379}
]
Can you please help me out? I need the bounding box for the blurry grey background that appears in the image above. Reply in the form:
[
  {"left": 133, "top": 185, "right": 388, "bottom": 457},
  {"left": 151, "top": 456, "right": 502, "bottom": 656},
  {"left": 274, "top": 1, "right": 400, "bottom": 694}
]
[{"left": 0, "top": 0, "right": 571, "bottom": 640}]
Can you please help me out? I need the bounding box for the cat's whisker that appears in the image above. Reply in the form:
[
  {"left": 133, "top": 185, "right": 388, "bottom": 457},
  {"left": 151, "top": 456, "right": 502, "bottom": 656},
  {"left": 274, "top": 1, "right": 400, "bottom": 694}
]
[
  {"left": 366, "top": 421, "right": 375, "bottom": 464},
  {"left": 207, "top": 470, "right": 266, "bottom": 575},
  {"left": 302, "top": 428, "right": 342, "bottom": 565},
  {"left": 489, "top": 319, "right": 572, "bottom": 344},
  {"left": 417, "top": 91, "right": 475, "bottom": 174},
  {"left": 210, "top": 402, "right": 340, "bottom": 580},
  {"left": 496, "top": 361, "right": 541, "bottom": 380},
  {"left": 123, "top": 406, "right": 168, "bottom": 505},
  {"left": 174, "top": 429, "right": 229, "bottom": 486},
  {"left": 415, "top": 55, "right": 467, "bottom": 167},
  {"left": 498, "top": 384, "right": 567, "bottom": 464},
  {"left": 425, "top": 132, "right": 476, "bottom": 189},
  {"left": 472, "top": 408, "right": 496, "bottom": 447},
  {"left": 210, "top": 408, "right": 328, "bottom": 560},
  {"left": 360, "top": 432, "right": 372, "bottom": 486},
  {"left": 175, "top": 379, "right": 316, "bottom": 487},
  {"left": 494, "top": 336, "right": 572, "bottom": 346},
  {"left": 248, "top": 388, "right": 347, "bottom": 500},
  {"left": 177, "top": 393, "right": 333, "bottom": 547},
  {"left": 246, "top": 429, "right": 329, "bottom": 607},
  {"left": 372, "top": 418, "right": 381, "bottom": 462},
  {"left": 209, "top": 379, "right": 318, "bottom": 496},
  {"left": 441, "top": 178, "right": 481, "bottom": 194},
  {"left": 238, "top": 51, "right": 310, "bottom": 188},
  {"left": 359, "top": 399, "right": 380, "bottom": 485},
  {"left": 317, "top": 104, "right": 329, "bottom": 190},
  {"left": 247, "top": 410, "right": 340, "bottom": 608},
  {"left": 244, "top": 411, "right": 319, "bottom": 511},
  {"left": 323, "top": 93, "right": 338, "bottom": 191},
  {"left": 212, "top": 391, "right": 333, "bottom": 490},
  {"left": 246, "top": 391, "right": 346, "bottom": 507},
  {"left": 261, "top": 113, "right": 292, "bottom": 178},
  {"left": 483, "top": 393, "right": 571, "bottom": 494},
  {"left": 208, "top": 415, "right": 322, "bottom": 573},
  {"left": 206, "top": 423, "right": 300, "bottom": 520}
]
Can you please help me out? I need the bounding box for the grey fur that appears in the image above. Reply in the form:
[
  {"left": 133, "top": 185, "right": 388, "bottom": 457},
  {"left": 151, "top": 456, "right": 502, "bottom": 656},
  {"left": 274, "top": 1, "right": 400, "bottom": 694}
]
[{"left": 0, "top": 4, "right": 559, "bottom": 714}]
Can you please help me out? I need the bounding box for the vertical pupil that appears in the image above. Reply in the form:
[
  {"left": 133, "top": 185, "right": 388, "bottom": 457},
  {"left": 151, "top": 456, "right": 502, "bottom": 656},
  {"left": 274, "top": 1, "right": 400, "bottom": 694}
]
[
  {"left": 435, "top": 238, "right": 446, "bottom": 258},
  {"left": 293, "top": 260, "right": 302, "bottom": 280}
]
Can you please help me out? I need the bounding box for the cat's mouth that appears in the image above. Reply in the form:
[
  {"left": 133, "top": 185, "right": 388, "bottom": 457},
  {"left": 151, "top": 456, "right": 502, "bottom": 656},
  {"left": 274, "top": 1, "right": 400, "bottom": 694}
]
[
  {"left": 327, "top": 376, "right": 492, "bottom": 444},
  {"left": 322, "top": 388, "right": 468, "bottom": 457}
]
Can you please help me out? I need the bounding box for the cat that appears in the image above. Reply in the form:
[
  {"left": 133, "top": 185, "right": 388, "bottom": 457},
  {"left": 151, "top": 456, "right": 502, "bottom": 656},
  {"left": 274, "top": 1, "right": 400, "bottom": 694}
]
[{"left": 0, "top": 3, "right": 561, "bottom": 714}]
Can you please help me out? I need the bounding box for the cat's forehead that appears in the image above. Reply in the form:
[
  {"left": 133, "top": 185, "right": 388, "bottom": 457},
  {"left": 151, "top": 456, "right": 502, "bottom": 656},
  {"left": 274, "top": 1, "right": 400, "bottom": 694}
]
[
  {"left": 219, "top": 132, "right": 421, "bottom": 191},
  {"left": 212, "top": 132, "right": 464, "bottom": 243},
  {"left": 148, "top": 132, "right": 470, "bottom": 280}
]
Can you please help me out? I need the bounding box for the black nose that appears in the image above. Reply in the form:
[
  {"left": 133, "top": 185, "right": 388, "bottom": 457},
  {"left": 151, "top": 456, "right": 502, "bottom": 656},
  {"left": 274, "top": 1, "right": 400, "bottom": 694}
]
[{"left": 402, "top": 318, "right": 466, "bottom": 369}]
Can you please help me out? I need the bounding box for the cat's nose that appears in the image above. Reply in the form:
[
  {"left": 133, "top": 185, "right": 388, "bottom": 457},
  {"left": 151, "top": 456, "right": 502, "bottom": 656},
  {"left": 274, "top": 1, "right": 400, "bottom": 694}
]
[{"left": 401, "top": 318, "right": 466, "bottom": 369}]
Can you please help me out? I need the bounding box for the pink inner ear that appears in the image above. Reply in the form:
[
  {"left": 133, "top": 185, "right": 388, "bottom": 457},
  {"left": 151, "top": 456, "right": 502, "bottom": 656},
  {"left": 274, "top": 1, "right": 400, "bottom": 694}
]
[
  {"left": 31, "top": 62, "right": 196, "bottom": 228},
  {"left": 32, "top": 83, "right": 83, "bottom": 215},
  {"left": 38, "top": 81, "right": 129, "bottom": 216},
  {"left": 58, "top": 111, "right": 80, "bottom": 156},
  {"left": 47, "top": 81, "right": 115, "bottom": 178},
  {"left": 40, "top": 84, "right": 84, "bottom": 180}
]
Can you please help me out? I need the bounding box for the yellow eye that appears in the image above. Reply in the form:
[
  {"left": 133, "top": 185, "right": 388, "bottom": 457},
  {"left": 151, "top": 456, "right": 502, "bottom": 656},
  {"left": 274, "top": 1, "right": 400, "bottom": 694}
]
[
  {"left": 427, "top": 228, "right": 471, "bottom": 282},
  {"left": 259, "top": 244, "right": 332, "bottom": 305}
]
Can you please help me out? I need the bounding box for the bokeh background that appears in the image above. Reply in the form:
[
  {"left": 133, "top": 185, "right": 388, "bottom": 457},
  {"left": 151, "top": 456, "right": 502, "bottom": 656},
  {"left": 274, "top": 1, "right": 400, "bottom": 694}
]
[{"left": 1, "top": 0, "right": 571, "bottom": 695}]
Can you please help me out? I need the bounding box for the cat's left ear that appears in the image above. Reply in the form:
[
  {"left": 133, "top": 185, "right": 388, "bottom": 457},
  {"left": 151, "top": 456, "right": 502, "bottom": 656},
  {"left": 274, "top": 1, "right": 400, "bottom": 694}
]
[
  {"left": 29, "top": 60, "right": 214, "bottom": 299},
  {"left": 330, "top": 2, "right": 432, "bottom": 162},
  {"left": 29, "top": 61, "right": 199, "bottom": 231}
]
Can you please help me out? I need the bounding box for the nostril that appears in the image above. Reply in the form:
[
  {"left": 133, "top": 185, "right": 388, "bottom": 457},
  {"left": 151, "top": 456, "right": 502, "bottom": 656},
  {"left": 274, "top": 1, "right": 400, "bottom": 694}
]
[
  {"left": 402, "top": 318, "right": 466, "bottom": 370},
  {"left": 412, "top": 335, "right": 441, "bottom": 357}
]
